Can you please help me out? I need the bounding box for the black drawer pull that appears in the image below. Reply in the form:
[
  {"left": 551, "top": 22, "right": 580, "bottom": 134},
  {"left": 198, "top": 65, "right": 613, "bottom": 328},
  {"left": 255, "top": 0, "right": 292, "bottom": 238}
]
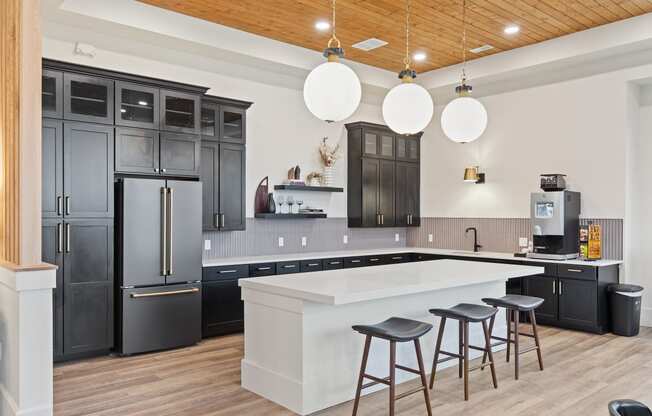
[
  {"left": 392, "top": 256, "right": 403, "bottom": 260},
  {"left": 219, "top": 270, "right": 237, "bottom": 274},
  {"left": 257, "top": 266, "right": 271, "bottom": 271},
  {"left": 369, "top": 258, "right": 379, "bottom": 262},
  {"left": 308, "top": 263, "right": 319, "bottom": 267},
  {"left": 283, "top": 264, "right": 296, "bottom": 268},
  {"left": 350, "top": 259, "right": 361, "bottom": 263},
  {"left": 329, "top": 261, "right": 341, "bottom": 265}
]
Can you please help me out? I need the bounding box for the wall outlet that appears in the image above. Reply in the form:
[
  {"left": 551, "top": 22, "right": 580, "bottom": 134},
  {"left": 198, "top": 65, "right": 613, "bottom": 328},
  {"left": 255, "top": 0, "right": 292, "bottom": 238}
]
[
  {"left": 204, "top": 240, "right": 211, "bottom": 251},
  {"left": 343, "top": 235, "right": 348, "bottom": 244},
  {"left": 395, "top": 233, "right": 400, "bottom": 242},
  {"left": 519, "top": 237, "right": 529, "bottom": 248},
  {"left": 301, "top": 236, "right": 307, "bottom": 247},
  {"left": 278, "top": 237, "right": 284, "bottom": 247},
  {"left": 428, "top": 234, "right": 433, "bottom": 243}
]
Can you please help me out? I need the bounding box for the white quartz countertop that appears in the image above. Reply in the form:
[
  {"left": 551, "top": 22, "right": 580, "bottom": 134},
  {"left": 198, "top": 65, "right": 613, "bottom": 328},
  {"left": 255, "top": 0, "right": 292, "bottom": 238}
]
[
  {"left": 203, "top": 247, "right": 623, "bottom": 268},
  {"left": 238, "top": 259, "right": 544, "bottom": 305}
]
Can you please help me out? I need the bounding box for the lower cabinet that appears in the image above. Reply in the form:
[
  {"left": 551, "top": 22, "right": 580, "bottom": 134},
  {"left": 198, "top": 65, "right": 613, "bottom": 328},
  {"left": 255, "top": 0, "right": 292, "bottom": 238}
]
[
  {"left": 44, "top": 218, "right": 114, "bottom": 361},
  {"left": 202, "top": 279, "right": 245, "bottom": 337},
  {"left": 558, "top": 278, "right": 598, "bottom": 328},
  {"left": 524, "top": 275, "right": 558, "bottom": 322}
]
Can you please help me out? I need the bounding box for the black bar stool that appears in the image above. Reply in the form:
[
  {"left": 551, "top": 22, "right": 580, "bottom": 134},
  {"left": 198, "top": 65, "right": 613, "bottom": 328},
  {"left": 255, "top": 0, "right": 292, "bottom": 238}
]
[
  {"left": 352, "top": 317, "right": 433, "bottom": 416},
  {"left": 481, "top": 295, "right": 544, "bottom": 380},
  {"left": 428, "top": 303, "right": 498, "bottom": 401}
]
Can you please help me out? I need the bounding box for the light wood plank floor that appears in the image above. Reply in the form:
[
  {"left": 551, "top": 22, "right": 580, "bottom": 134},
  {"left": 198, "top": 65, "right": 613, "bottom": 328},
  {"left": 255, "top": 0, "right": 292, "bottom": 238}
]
[{"left": 54, "top": 326, "right": 652, "bottom": 416}]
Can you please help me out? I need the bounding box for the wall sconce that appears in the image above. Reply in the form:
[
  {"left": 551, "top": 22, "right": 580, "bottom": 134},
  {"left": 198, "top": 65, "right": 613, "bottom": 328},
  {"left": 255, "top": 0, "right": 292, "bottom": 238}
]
[{"left": 463, "top": 166, "right": 485, "bottom": 184}]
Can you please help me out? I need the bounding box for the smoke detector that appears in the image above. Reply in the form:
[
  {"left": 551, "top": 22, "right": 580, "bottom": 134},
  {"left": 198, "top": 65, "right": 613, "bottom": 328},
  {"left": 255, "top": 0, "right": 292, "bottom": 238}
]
[
  {"left": 352, "top": 38, "right": 388, "bottom": 52},
  {"left": 470, "top": 44, "right": 494, "bottom": 54}
]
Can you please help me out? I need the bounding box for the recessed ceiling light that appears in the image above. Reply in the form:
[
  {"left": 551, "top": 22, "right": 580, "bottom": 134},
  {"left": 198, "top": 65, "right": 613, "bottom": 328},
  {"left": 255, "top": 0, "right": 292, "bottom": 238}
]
[
  {"left": 315, "top": 21, "right": 330, "bottom": 31},
  {"left": 413, "top": 52, "right": 427, "bottom": 62},
  {"left": 504, "top": 25, "right": 520, "bottom": 35}
]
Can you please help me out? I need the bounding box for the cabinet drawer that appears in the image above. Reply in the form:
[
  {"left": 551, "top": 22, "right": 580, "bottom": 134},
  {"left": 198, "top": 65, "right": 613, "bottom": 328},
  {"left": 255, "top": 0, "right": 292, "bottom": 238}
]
[
  {"left": 558, "top": 264, "right": 596, "bottom": 280},
  {"left": 365, "top": 255, "right": 387, "bottom": 266},
  {"left": 250, "top": 263, "right": 276, "bottom": 277},
  {"left": 202, "top": 265, "right": 249, "bottom": 281},
  {"left": 277, "top": 261, "right": 301, "bottom": 274},
  {"left": 323, "top": 258, "right": 344, "bottom": 270},
  {"left": 344, "top": 257, "right": 365, "bottom": 268},
  {"left": 387, "top": 254, "right": 409, "bottom": 264},
  {"left": 300, "top": 260, "right": 323, "bottom": 273}
]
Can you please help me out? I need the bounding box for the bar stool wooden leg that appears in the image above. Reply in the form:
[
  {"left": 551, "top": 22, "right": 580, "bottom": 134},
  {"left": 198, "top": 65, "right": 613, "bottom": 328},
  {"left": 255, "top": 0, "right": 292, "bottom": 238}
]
[
  {"left": 352, "top": 335, "right": 372, "bottom": 416},
  {"left": 389, "top": 341, "right": 396, "bottom": 416},
  {"left": 414, "top": 339, "right": 433, "bottom": 416},
  {"left": 480, "top": 314, "right": 496, "bottom": 370},
  {"left": 458, "top": 320, "right": 463, "bottom": 379},
  {"left": 482, "top": 319, "right": 498, "bottom": 389},
  {"left": 530, "top": 310, "right": 544, "bottom": 371},
  {"left": 429, "top": 317, "right": 446, "bottom": 389},
  {"left": 506, "top": 309, "right": 512, "bottom": 363},
  {"left": 514, "top": 309, "right": 520, "bottom": 380},
  {"left": 463, "top": 320, "right": 470, "bottom": 401}
]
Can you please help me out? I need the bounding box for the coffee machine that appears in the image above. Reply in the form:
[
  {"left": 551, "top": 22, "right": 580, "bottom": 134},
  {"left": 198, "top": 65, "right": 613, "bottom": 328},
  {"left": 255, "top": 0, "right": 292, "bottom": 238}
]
[{"left": 527, "top": 190, "right": 581, "bottom": 260}]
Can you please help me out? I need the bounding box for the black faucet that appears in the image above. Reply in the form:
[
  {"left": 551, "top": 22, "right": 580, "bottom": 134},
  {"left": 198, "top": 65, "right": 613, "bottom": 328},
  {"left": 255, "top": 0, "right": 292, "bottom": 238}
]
[{"left": 465, "top": 227, "right": 482, "bottom": 252}]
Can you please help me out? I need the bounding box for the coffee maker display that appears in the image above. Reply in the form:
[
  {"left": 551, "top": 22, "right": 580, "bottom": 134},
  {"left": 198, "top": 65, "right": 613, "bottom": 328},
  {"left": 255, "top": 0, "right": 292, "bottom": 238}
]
[{"left": 527, "top": 186, "right": 581, "bottom": 260}]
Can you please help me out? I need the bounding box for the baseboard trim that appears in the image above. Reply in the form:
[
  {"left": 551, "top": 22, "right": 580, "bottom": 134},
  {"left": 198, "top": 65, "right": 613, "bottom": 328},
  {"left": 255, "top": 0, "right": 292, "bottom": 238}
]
[{"left": 0, "top": 372, "right": 52, "bottom": 416}]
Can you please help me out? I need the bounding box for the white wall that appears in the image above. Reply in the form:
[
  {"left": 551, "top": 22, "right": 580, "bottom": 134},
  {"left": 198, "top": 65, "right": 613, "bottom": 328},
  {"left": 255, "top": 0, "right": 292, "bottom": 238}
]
[
  {"left": 43, "top": 37, "right": 384, "bottom": 218},
  {"left": 419, "top": 70, "right": 633, "bottom": 219}
]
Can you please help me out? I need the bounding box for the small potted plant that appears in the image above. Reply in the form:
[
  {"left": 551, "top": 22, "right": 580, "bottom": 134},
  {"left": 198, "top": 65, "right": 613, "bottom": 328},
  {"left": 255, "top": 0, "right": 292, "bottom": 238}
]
[{"left": 319, "top": 137, "right": 341, "bottom": 186}]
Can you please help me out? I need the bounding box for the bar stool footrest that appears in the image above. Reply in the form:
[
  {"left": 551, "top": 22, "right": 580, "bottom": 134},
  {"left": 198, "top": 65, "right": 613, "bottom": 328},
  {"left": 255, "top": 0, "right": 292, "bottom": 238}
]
[
  {"left": 517, "top": 345, "right": 539, "bottom": 355},
  {"left": 395, "top": 386, "right": 426, "bottom": 401}
]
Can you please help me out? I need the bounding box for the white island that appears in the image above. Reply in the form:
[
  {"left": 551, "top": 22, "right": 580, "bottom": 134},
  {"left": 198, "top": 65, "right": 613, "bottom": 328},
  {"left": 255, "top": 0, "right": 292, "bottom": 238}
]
[{"left": 239, "top": 259, "right": 543, "bottom": 415}]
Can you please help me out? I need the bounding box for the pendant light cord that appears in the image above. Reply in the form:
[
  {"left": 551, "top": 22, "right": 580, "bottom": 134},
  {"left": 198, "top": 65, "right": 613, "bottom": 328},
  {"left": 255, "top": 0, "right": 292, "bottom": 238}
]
[
  {"left": 461, "top": 0, "right": 467, "bottom": 82},
  {"left": 328, "top": 0, "right": 341, "bottom": 48},
  {"left": 404, "top": 0, "right": 411, "bottom": 69}
]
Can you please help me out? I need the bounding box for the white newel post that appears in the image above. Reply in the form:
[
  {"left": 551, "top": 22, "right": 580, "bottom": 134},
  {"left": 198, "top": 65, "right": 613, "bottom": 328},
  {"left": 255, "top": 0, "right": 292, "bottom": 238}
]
[{"left": 0, "top": 266, "right": 56, "bottom": 416}]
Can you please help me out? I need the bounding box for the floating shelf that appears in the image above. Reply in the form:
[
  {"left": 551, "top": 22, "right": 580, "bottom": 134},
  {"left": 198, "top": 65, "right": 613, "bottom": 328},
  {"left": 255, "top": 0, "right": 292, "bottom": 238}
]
[
  {"left": 255, "top": 213, "right": 327, "bottom": 219},
  {"left": 273, "top": 185, "right": 343, "bottom": 192}
]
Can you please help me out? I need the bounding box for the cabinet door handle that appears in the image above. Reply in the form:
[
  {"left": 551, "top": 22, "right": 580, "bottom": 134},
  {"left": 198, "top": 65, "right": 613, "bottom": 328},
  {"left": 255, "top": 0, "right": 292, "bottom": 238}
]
[
  {"left": 161, "top": 168, "right": 167, "bottom": 173},
  {"left": 219, "top": 270, "right": 237, "bottom": 274},
  {"left": 376, "top": 213, "right": 380, "bottom": 225},
  {"left": 283, "top": 264, "right": 296, "bottom": 269},
  {"left": 57, "top": 223, "right": 63, "bottom": 253},
  {"left": 566, "top": 268, "right": 583, "bottom": 273},
  {"left": 214, "top": 213, "right": 219, "bottom": 228},
  {"left": 65, "top": 223, "right": 71, "bottom": 253},
  {"left": 154, "top": 168, "right": 160, "bottom": 173},
  {"left": 57, "top": 196, "right": 63, "bottom": 216},
  {"left": 350, "top": 259, "right": 361, "bottom": 263},
  {"left": 329, "top": 261, "right": 341, "bottom": 265},
  {"left": 65, "top": 196, "right": 71, "bottom": 215},
  {"left": 552, "top": 281, "right": 556, "bottom": 295},
  {"left": 559, "top": 281, "right": 563, "bottom": 295},
  {"left": 220, "top": 213, "right": 225, "bottom": 228},
  {"left": 257, "top": 266, "right": 271, "bottom": 271},
  {"left": 369, "top": 258, "right": 379, "bottom": 262},
  {"left": 392, "top": 256, "right": 403, "bottom": 260},
  {"left": 308, "top": 263, "right": 319, "bottom": 267}
]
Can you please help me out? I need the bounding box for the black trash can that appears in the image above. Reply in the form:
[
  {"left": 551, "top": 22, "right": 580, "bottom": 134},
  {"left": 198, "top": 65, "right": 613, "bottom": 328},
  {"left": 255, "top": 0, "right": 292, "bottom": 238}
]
[{"left": 608, "top": 284, "right": 644, "bottom": 336}]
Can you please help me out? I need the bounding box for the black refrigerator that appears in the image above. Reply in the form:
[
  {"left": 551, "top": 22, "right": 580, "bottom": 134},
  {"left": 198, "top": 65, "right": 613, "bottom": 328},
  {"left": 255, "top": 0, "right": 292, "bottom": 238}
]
[{"left": 116, "top": 178, "right": 202, "bottom": 355}]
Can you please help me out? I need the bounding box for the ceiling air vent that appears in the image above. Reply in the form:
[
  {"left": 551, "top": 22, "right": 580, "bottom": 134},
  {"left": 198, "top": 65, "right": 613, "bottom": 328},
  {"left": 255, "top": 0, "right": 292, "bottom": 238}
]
[
  {"left": 470, "top": 44, "right": 494, "bottom": 54},
  {"left": 352, "top": 38, "right": 388, "bottom": 51}
]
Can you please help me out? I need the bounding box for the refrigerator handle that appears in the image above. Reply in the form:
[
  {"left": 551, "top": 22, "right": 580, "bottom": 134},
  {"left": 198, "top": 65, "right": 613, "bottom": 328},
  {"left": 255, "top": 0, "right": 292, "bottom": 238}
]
[
  {"left": 161, "top": 187, "right": 168, "bottom": 276},
  {"left": 167, "top": 187, "right": 174, "bottom": 276}
]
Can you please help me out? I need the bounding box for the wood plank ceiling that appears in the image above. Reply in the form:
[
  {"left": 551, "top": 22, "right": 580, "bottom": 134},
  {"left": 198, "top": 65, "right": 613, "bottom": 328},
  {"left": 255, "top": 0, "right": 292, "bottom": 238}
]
[{"left": 139, "top": 0, "right": 652, "bottom": 73}]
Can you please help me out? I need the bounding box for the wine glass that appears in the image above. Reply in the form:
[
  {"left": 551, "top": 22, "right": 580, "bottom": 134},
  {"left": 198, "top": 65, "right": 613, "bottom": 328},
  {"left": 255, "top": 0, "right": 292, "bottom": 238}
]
[
  {"left": 276, "top": 195, "right": 285, "bottom": 214},
  {"left": 297, "top": 199, "right": 304, "bottom": 213},
  {"left": 287, "top": 195, "right": 295, "bottom": 214}
]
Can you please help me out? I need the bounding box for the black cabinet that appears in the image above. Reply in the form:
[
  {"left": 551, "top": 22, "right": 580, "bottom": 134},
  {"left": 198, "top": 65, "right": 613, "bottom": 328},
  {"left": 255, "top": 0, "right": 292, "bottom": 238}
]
[
  {"left": 524, "top": 275, "right": 558, "bottom": 322},
  {"left": 202, "top": 279, "right": 245, "bottom": 337},
  {"left": 63, "top": 219, "right": 114, "bottom": 356},
  {"left": 43, "top": 70, "right": 63, "bottom": 118},
  {"left": 160, "top": 89, "right": 200, "bottom": 134},
  {"left": 160, "top": 132, "right": 201, "bottom": 177},
  {"left": 395, "top": 162, "right": 420, "bottom": 226},
  {"left": 63, "top": 122, "right": 114, "bottom": 218},
  {"left": 558, "top": 278, "right": 598, "bottom": 328},
  {"left": 42, "top": 119, "right": 63, "bottom": 218},
  {"left": 42, "top": 219, "right": 64, "bottom": 359},
  {"left": 201, "top": 141, "right": 220, "bottom": 229},
  {"left": 277, "top": 261, "right": 301, "bottom": 274},
  {"left": 346, "top": 122, "right": 420, "bottom": 228},
  {"left": 201, "top": 102, "right": 219, "bottom": 140},
  {"left": 64, "top": 73, "right": 114, "bottom": 124},
  {"left": 220, "top": 105, "right": 246, "bottom": 144},
  {"left": 115, "top": 127, "right": 160, "bottom": 175},
  {"left": 115, "top": 81, "right": 159, "bottom": 129}
]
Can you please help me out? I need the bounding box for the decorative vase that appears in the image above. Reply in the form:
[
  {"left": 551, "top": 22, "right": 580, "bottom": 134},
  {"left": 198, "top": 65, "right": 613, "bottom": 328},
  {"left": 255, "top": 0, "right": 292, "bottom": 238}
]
[
  {"left": 323, "top": 165, "right": 334, "bottom": 186},
  {"left": 267, "top": 193, "right": 276, "bottom": 214}
]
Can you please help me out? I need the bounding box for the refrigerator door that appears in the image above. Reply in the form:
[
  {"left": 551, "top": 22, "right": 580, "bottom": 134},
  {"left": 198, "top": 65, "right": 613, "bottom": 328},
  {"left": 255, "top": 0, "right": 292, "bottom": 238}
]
[
  {"left": 120, "top": 178, "right": 167, "bottom": 287},
  {"left": 119, "top": 283, "right": 201, "bottom": 355},
  {"left": 165, "top": 180, "right": 202, "bottom": 285}
]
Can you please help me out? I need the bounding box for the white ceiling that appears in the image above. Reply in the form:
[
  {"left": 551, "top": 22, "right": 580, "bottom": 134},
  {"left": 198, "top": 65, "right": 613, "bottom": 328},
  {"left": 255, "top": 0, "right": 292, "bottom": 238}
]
[{"left": 43, "top": 0, "right": 652, "bottom": 103}]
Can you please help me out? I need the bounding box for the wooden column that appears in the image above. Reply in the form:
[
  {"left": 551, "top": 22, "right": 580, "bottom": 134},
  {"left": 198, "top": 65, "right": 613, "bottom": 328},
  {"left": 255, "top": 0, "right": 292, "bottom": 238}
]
[{"left": 0, "top": 0, "right": 42, "bottom": 267}]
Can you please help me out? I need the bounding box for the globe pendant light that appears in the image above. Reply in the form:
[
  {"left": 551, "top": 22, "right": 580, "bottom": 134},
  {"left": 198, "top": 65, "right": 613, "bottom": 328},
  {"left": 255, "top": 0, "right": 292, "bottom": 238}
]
[
  {"left": 303, "top": 0, "right": 361, "bottom": 123},
  {"left": 382, "top": 0, "right": 433, "bottom": 135},
  {"left": 441, "top": 0, "right": 488, "bottom": 144}
]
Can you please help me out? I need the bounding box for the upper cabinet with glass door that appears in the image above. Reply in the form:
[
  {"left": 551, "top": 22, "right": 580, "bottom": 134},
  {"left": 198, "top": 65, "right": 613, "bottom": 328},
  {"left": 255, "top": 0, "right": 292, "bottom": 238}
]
[
  {"left": 220, "top": 105, "right": 246, "bottom": 144},
  {"left": 363, "top": 129, "right": 395, "bottom": 160},
  {"left": 63, "top": 73, "right": 114, "bottom": 124},
  {"left": 160, "top": 89, "right": 200, "bottom": 134},
  {"left": 43, "top": 70, "right": 63, "bottom": 119},
  {"left": 396, "top": 135, "right": 420, "bottom": 162},
  {"left": 201, "top": 97, "right": 252, "bottom": 144},
  {"left": 201, "top": 101, "right": 219, "bottom": 141},
  {"left": 115, "top": 81, "right": 160, "bottom": 130}
]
